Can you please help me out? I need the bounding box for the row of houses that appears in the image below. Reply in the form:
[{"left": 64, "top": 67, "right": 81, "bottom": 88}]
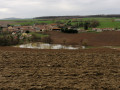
[
  {"left": 92, "top": 28, "right": 115, "bottom": 32},
  {"left": 0, "top": 24, "right": 62, "bottom": 33},
  {"left": 0, "top": 23, "right": 118, "bottom": 34}
]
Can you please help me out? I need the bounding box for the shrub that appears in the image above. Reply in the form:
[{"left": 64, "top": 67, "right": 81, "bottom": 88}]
[
  {"left": 89, "top": 20, "right": 100, "bottom": 28},
  {"left": 0, "top": 35, "right": 20, "bottom": 46},
  {"left": 81, "top": 39, "right": 88, "bottom": 46},
  {"left": 25, "top": 30, "right": 30, "bottom": 33},
  {"left": 63, "top": 39, "right": 66, "bottom": 45},
  {"left": 31, "top": 33, "right": 41, "bottom": 42},
  {"left": 61, "top": 28, "right": 78, "bottom": 33}
]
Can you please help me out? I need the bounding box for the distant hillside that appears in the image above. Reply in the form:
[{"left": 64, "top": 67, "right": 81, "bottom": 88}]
[
  {"left": 1, "top": 17, "right": 32, "bottom": 20},
  {"left": 34, "top": 14, "right": 120, "bottom": 19},
  {"left": 0, "top": 17, "right": 22, "bottom": 20}
]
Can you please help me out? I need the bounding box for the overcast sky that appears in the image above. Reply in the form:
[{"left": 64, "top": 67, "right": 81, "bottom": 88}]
[{"left": 0, "top": 0, "right": 120, "bottom": 19}]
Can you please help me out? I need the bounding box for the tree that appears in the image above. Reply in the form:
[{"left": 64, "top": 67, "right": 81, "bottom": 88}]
[
  {"left": 84, "top": 21, "right": 90, "bottom": 30},
  {"left": 89, "top": 20, "right": 100, "bottom": 28},
  {"left": 66, "top": 20, "right": 72, "bottom": 26},
  {"left": 78, "top": 21, "right": 84, "bottom": 27},
  {"left": 0, "top": 27, "right": 3, "bottom": 34},
  {"left": 61, "top": 28, "right": 78, "bottom": 33}
]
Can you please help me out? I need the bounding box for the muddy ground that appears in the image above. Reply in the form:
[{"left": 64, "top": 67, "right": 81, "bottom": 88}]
[{"left": 0, "top": 47, "right": 120, "bottom": 89}]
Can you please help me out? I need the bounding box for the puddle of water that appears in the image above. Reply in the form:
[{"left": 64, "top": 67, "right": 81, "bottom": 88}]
[{"left": 15, "top": 42, "right": 85, "bottom": 50}]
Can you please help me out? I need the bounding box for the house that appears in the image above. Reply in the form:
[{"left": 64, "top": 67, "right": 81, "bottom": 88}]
[
  {"left": 35, "top": 25, "right": 54, "bottom": 32},
  {"left": 92, "top": 28, "right": 102, "bottom": 32},
  {"left": 35, "top": 25, "right": 47, "bottom": 32},
  {"left": 96, "top": 29, "right": 102, "bottom": 32},
  {"left": 8, "top": 26, "right": 16, "bottom": 32},
  {"left": 12, "top": 32, "right": 16, "bottom": 35},
  {"left": 52, "top": 28, "right": 61, "bottom": 31},
  {"left": 17, "top": 26, "right": 35, "bottom": 32},
  {"left": 92, "top": 28, "right": 115, "bottom": 32},
  {"left": 8, "top": 26, "right": 13, "bottom": 30},
  {"left": 50, "top": 23, "right": 58, "bottom": 27},
  {"left": 102, "top": 28, "right": 115, "bottom": 31}
]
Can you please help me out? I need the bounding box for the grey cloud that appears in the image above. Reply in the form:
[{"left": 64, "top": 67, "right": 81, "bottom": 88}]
[{"left": 0, "top": 0, "right": 120, "bottom": 19}]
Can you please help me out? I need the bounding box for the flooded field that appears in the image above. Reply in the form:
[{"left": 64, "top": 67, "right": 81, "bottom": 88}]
[{"left": 15, "top": 42, "right": 85, "bottom": 49}]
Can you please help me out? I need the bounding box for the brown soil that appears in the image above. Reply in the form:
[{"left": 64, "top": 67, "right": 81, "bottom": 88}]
[
  {"left": 47, "top": 31, "right": 120, "bottom": 46},
  {"left": 0, "top": 47, "right": 120, "bottom": 89}
]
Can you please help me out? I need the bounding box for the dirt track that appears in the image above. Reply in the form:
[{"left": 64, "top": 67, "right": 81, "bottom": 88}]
[{"left": 0, "top": 47, "right": 120, "bottom": 89}]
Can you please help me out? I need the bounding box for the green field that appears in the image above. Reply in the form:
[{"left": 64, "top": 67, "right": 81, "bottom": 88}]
[
  {"left": 68, "top": 18, "right": 120, "bottom": 28},
  {"left": 82, "top": 18, "right": 120, "bottom": 28},
  {"left": 2, "top": 18, "right": 120, "bottom": 28}
]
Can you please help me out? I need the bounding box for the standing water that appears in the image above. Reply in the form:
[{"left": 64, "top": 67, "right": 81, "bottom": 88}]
[{"left": 15, "top": 42, "right": 85, "bottom": 49}]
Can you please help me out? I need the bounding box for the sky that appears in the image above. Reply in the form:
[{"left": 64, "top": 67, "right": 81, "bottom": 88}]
[{"left": 0, "top": 0, "right": 120, "bottom": 19}]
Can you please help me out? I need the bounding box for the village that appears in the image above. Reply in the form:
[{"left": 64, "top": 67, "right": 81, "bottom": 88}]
[
  {"left": 0, "top": 23, "right": 61, "bottom": 33},
  {"left": 0, "top": 22, "right": 119, "bottom": 34}
]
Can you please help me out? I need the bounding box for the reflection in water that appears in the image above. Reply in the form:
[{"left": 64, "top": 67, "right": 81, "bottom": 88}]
[{"left": 15, "top": 42, "right": 85, "bottom": 50}]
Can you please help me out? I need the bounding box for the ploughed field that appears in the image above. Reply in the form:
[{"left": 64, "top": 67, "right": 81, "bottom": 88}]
[
  {"left": 0, "top": 47, "right": 120, "bottom": 89},
  {"left": 47, "top": 31, "right": 120, "bottom": 46}
]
